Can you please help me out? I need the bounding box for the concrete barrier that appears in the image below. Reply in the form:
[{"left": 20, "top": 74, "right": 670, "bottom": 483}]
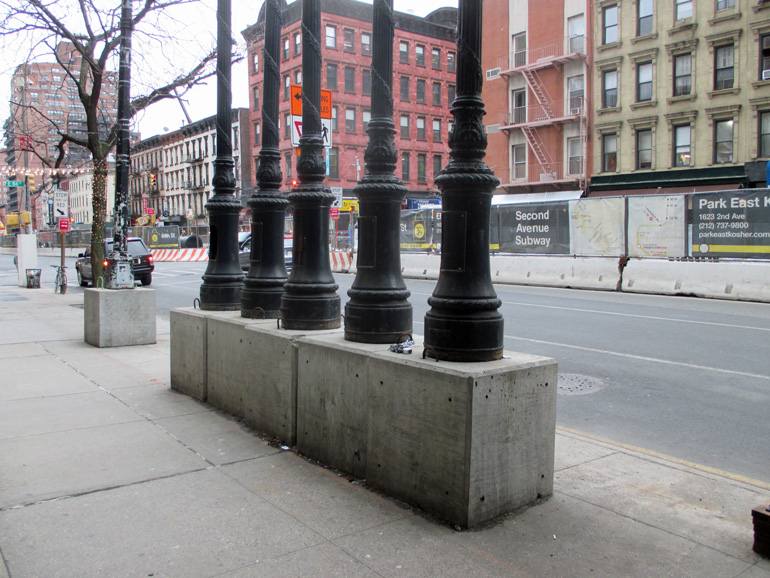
[
  {"left": 84, "top": 287, "right": 156, "bottom": 348},
  {"left": 623, "top": 258, "right": 770, "bottom": 301}
]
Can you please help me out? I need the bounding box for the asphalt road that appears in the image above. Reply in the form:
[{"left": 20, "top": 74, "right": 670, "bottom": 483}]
[{"left": 4, "top": 255, "right": 770, "bottom": 484}]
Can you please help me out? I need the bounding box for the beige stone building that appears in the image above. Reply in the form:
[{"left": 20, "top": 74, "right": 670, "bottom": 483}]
[{"left": 590, "top": 0, "right": 770, "bottom": 195}]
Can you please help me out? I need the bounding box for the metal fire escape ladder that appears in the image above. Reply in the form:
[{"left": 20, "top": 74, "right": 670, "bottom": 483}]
[
  {"left": 521, "top": 68, "right": 554, "bottom": 119},
  {"left": 520, "top": 67, "right": 556, "bottom": 177},
  {"left": 521, "top": 125, "right": 551, "bottom": 168}
]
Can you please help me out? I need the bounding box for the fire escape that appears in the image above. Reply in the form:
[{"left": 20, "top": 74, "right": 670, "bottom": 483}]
[{"left": 495, "top": 34, "right": 588, "bottom": 191}]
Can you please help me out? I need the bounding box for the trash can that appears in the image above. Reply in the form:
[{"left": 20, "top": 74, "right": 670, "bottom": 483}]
[{"left": 26, "top": 269, "right": 41, "bottom": 289}]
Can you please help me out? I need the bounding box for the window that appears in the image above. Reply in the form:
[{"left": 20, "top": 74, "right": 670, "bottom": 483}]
[
  {"left": 674, "top": 125, "right": 691, "bottom": 166},
  {"left": 332, "top": 106, "right": 338, "bottom": 131},
  {"left": 603, "top": 69, "right": 618, "bottom": 108},
  {"left": 676, "top": 0, "right": 692, "bottom": 20},
  {"left": 638, "top": 0, "right": 653, "bottom": 36},
  {"left": 761, "top": 34, "right": 770, "bottom": 80},
  {"left": 417, "top": 117, "right": 426, "bottom": 140},
  {"left": 363, "top": 69, "right": 371, "bottom": 96},
  {"left": 416, "top": 45, "right": 425, "bottom": 66},
  {"left": 294, "top": 70, "right": 302, "bottom": 85},
  {"left": 602, "top": 133, "right": 618, "bottom": 171},
  {"left": 416, "top": 79, "right": 426, "bottom": 104},
  {"left": 253, "top": 122, "right": 260, "bottom": 147},
  {"left": 401, "top": 115, "right": 410, "bottom": 139},
  {"left": 448, "top": 51, "right": 456, "bottom": 73},
  {"left": 346, "top": 108, "right": 356, "bottom": 133},
  {"left": 760, "top": 112, "right": 770, "bottom": 157},
  {"left": 284, "top": 75, "right": 290, "bottom": 100},
  {"left": 448, "top": 84, "right": 456, "bottom": 106},
  {"left": 637, "top": 62, "right": 653, "bottom": 102},
  {"left": 432, "top": 118, "right": 442, "bottom": 142},
  {"left": 568, "top": 75, "right": 584, "bottom": 114},
  {"left": 345, "top": 66, "right": 355, "bottom": 93},
  {"left": 344, "top": 29, "right": 354, "bottom": 52},
  {"left": 284, "top": 113, "right": 291, "bottom": 139},
  {"left": 400, "top": 41, "right": 409, "bottom": 63},
  {"left": 328, "top": 147, "right": 339, "bottom": 179},
  {"left": 603, "top": 5, "right": 618, "bottom": 44},
  {"left": 417, "top": 154, "right": 427, "bottom": 183},
  {"left": 513, "top": 144, "right": 526, "bottom": 178},
  {"left": 285, "top": 152, "right": 293, "bottom": 181},
  {"left": 326, "top": 25, "right": 336, "bottom": 48},
  {"left": 513, "top": 33, "right": 527, "bottom": 67},
  {"left": 283, "top": 37, "right": 290, "bottom": 61},
  {"left": 714, "top": 45, "right": 734, "bottom": 90},
  {"left": 252, "top": 52, "right": 259, "bottom": 74},
  {"left": 714, "top": 119, "right": 733, "bottom": 164},
  {"left": 568, "top": 14, "right": 585, "bottom": 53},
  {"left": 363, "top": 110, "right": 371, "bottom": 132},
  {"left": 673, "top": 54, "right": 692, "bottom": 96},
  {"left": 327, "top": 63, "right": 338, "bottom": 91},
  {"left": 362, "top": 32, "right": 371, "bottom": 55},
  {"left": 716, "top": 0, "right": 734, "bottom": 10},
  {"left": 433, "top": 82, "right": 442, "bottom": 106},
  {"left": 294, "top": 33, "right": 301, "bottom": 55},
  {"left": 400, "top": 76, "right": 410, "bottom": 101},
  {"left": 401, "top": 152, "right": 410, "bottom": 181},
  {"left": 433, "top": 155, "right": 443, "bottom": 180},
  {"left": 252, "top": 86, "right": 260, "bottom": 111},
  {"left": 568, "top": 137, "right": 582, "bottom": 175},
  {"left": 513, "top": 89, "right": 526, "bottom": 123},
  {"left": 432, "top": 48, "right": 441, "bottom": 70},
  {"left": 637, "top": 129, "right": 652, "bottom": 169}
]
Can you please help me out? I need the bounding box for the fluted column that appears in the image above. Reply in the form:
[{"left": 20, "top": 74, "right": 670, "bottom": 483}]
[
  {"left": 241, "top": 0, "right": 288, "bottom": 318},
  {"left": 280, "top": 0, "right": 340, "bottom": 329},
  {"left": 200, "top": 0, "right": 244, "bottom": 310},
  {"left": 344, "top": 0, "right": 411, "bottom": 343},
  {"left": 423, "top": 0, "right": 503, "bottom": 361}
]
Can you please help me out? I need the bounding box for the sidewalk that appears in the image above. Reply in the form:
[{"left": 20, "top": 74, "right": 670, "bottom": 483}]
[{"left": 1, "top": 283, "right": 768, "bottom": 578}]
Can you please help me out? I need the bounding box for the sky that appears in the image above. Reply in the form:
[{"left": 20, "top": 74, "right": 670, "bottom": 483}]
[{"left": 1, "top": 0, "right": 457, "bottom": 151}]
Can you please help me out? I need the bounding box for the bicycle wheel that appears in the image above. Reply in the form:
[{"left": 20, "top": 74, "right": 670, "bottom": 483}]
[{"left": 60, "top": 272, "right": 67, "bottom": 294}]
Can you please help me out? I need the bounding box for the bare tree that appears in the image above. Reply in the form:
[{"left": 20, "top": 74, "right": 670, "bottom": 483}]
[{"left": 0, "top": 0, "right": 225, "bottom": 279}]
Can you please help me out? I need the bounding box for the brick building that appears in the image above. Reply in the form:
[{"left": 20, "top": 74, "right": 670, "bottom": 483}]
[
  {"left": 4, "top": 42, "right": 118, "bottom": 214},
  {"left": 130, "top": 109, "right": 252, "bottom": 226},
  {"left": 242, "top": 0, "right": 458, "bottom": 207},
  {"left": 482, "top": 0, "right": 591, "bottom": 197}
]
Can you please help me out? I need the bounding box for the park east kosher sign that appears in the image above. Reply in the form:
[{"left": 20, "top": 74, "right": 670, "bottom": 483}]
[{"left": 692, "top": 190, "right": 770, "bottom": 259}]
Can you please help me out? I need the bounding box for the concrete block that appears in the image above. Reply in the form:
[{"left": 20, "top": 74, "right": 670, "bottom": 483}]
[
  {"left": 296, "top": 334, "right": 389, "bottom": 478},
  {"left": 170, "top": 308, "right": 211, "bottom": 401},
  {"left": 365, "top": 348, "right": 557, "bottom": 528},
  {"left": 206, "top": 313, "right": 275, "bottom": 419},
  {"left": 243, "top": 324, "right": 343, "bottom": 446},
  {"left": 84, "top": 288, "right": 156, "bottom": 348},
  {"left": 491, "top": 255, "right": 620, "bottom": 291}
]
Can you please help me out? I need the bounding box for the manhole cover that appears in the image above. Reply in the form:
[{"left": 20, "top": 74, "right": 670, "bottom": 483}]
[{"left": 558, "top": 373, "right": 606, "bottom": 396}]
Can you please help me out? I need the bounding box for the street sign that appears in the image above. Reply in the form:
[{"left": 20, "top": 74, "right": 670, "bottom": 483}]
[
  {"left": 291, "top": 115, "right": 332, "bottom": 148},
  {"left": 290, "top": 84, "right": 332, "bottom": 119},
  {"left": 0, "top": 221, "right": 6, "bottom": 236},
  {"left": 53, "top": 188, "right": 69, "bottom": 219},
  {"left": 59, "top": 217, "right": 70, "bottom": 232},
  {"left": 5, "top": 180, "right": 23, "bottom": 187},
  {"left": 331, "top": 187, "right": 343, "bottom": 208},
  {"left": 147, "top": 208, "right": 155, "bottom": 215},
  {"left": 330, "top": 208, "right": 340, "bottom": 220}
]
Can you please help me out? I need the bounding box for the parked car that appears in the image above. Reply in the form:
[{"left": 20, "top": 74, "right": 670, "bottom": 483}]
[
  {"left": 239, "top": 234, "right": 293, "bottom": 272},
  {"left": 76, "top": 237, "right": 155, "bottom": 287}
]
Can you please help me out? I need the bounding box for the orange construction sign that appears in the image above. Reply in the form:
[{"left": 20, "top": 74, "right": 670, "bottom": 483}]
[{"left": 290, "top": 84, "right": 332, "bottom": 119}]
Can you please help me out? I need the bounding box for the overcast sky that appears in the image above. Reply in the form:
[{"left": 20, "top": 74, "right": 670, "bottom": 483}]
[{"left": 0, "top": 0, "right": 458, "bottom": 156}]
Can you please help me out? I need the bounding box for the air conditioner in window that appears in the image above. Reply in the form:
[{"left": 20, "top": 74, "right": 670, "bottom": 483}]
[
  {"left": 570, "top": 107, "right": 582, "bottom": 115},
  {"left": 763, "top": 69, "right": 770, "bottom": 81},
  {"left": 486, "top": 67, "right": 501, "bottom": 80}
]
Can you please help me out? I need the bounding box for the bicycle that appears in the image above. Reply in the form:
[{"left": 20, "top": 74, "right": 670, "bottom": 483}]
[{"left": 52, "top": 265, "right": 67, "bottom": 294}]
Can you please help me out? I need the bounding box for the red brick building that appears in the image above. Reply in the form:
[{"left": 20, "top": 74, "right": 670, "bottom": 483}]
[{"left": 242, "top": 0, "right": 458, "bottom": 207}]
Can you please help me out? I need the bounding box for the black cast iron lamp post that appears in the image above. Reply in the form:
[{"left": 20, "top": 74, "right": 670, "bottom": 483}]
[
  {"left": 241, "top": 0, "right": 288, "bottom": 318},
  {"left": 200, "top": 0, "right": 244, "bottom": 310},
  {"left": 344, "top": 0, "right": 412, "bottom": 343},
  {"left": 280, "top": 0, "right": 340, "bottom": 330},
  {"left": 105, "top": 0, "right": 134, "bottom": 289},
  {"left": 423, "top": 0, "right": 504, "bottom": 361}
]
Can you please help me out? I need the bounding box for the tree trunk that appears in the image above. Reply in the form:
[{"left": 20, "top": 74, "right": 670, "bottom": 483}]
[{"left": 90, "top": 156, "right": 108, "bottom": 284}]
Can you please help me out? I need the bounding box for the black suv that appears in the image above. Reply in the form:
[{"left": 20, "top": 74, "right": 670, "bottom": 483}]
[{"left": 76, "top": 237, "right": 155, "bottom": 286}]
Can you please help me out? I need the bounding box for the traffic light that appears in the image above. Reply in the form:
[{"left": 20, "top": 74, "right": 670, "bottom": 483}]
[
  {"left": 28, "top": 177, "right": 35, "bottom": 191},
  {"left": 149, "top": 173, "right": 157, "bottom": 188}
]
